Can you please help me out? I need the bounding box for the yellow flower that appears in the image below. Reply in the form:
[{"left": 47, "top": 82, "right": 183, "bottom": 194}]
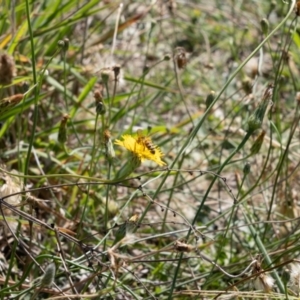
[{"left": 115, "top": 134, "right": 166, "bottom": 166}]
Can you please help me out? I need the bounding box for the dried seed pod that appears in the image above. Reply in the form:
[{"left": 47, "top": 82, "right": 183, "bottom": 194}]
[
  {"left": 94, "top": 88, "right": 103, "bottom": 101},
  {"left": 174, "top": 240, "right": 194, "bottom": 252},
  {"left": 0, "top": 94, "right": 23, "bottom": 113},
  {"left": 96, "top": 100, "right": 106, "bottom": 115},
  {"left": 112, "top": 64, "right": 121, "bottom": 81},
  {"left": 282, "top": 49, "right": 290, "bottom": 63},
  {"left": 94, "top": 87, "right": 106, "bottom": 115},
  {"left": 247, "top": 84, "right": 273, "bottom": 134},
  {"left": 174, "top": 47, "right": 187, "bottom": 69},
  {"left": 243, "top": 162, "right": 251, "bottom": 175},
  {"left": 241, "top": 76, "right": 253, "bottom": 95},
  {"left": 104, "top": 129, "right": 115, "bottom": 159},
  {"left": 58, "top": 114, "right": 69, "bottom": 144},
  {"left": 104, "top": 129, "right": 112, "bottom": 143}
]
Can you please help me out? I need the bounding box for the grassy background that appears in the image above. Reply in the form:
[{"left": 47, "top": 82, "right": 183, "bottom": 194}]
[{"left": 1, "top": 0, "right": 300, "bottom": 299}]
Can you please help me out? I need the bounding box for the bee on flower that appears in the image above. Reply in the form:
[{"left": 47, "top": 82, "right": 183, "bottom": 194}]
[
  {"left": 115, "top": 130, "right": 166, "bottom": 166},
  {"left": 114, "top": 130, "right": 166, "bottom": 179},
  {"left": 136, "top": 129, "right": 157, "bottom": 155}
]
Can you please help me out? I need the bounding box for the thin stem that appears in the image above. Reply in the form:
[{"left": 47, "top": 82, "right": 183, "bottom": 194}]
[{"left": 24, "top": 0, "right": 39, "bottom": 182}]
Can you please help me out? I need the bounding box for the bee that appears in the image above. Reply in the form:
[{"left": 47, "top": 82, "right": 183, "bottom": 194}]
[{"left": 136, "top": 129, "right": 156, "bottom": 154}]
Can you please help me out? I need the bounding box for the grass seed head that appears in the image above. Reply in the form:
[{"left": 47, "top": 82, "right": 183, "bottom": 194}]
[
  {"left": 57, "top": 38, "right": 69, "bottom": 52},
  {"left": 58, "top": 114, "right": 69, "bottom": 144},
  {"left": 243, "top": 162, "right": 251, "bottom": 175},
  {"left": 241, "top": 76, "right": 252, "bottom": 95},
  {"left": 40, "top": 263, "right": 56, "bottom": 287},
  {"left": 96, "top": 101, "right": 106, "bottom": 115},
  {"left": 100, "top": 68, "right": 112, "bottom": 85},
  {"left": 260, "top": 18, "right": 269, "bottom": 36},
  {"left": 107, "top": 200, "right": 119, "bottom": 218},
  {"left": 104, "top": 129, "right": 115, "bottom": 159},
  {"left": 245, "top": 57, "right": 259, "bottom": 79},
  {"left": 250, "top": 130, "right": 266, "bottom": 155},
  {"left": 0, "top": 53, "right": 16, "bottom": 85},
  {"left": 94, "top": 88, "right": 103, "bottom": 101},
  {"left": 282, "top": 49, "right": 290, "bottom": 63},
  {"left": 0, "top": 94, "right": 24, "bottom": 113},
  {"left": 164, "top": 54, "right": 171, "bottom": 61},
  {"left": 104, "top": 129, "right": 112, "bottom": 143},
  {"left": 205, "top": 91, "right": 215, "bottom": 109},
  {"left": 247, "top": 84, "right": 273, "bottom": 134}
]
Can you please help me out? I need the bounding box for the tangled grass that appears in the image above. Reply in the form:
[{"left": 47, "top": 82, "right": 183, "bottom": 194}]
[{"left": 1, "top": 0, "right": 300, "bottom": 299}]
